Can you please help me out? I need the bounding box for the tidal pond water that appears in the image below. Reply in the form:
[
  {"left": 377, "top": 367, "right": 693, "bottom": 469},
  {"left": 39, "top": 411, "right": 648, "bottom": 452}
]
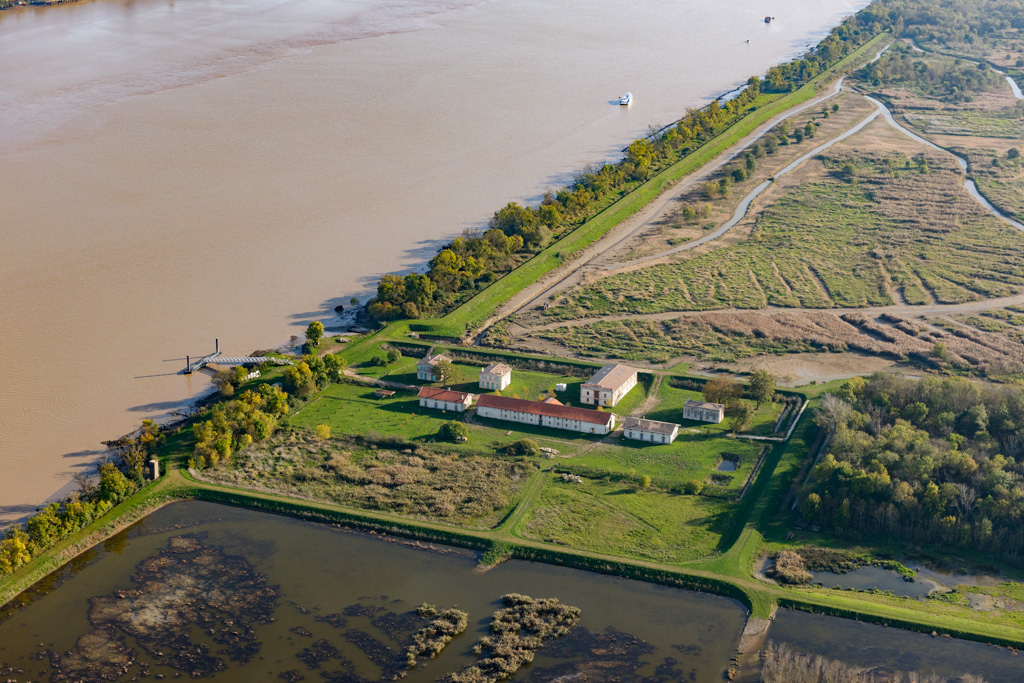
[
  {"left": 813, "top": 561, "right": 1008, "bottom": 598},
  {"left": 0, "top": 501, "right": 747, "bottom": 681},
  {"left": 769, "top": 608, "right": 1024, "bottom": 681},
  {"left": 813, "top": 565, "right": 934, "bottom": 598}
]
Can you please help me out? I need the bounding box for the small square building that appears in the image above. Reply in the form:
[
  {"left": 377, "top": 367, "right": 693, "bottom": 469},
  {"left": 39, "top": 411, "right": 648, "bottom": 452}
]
[
  {"left": 622, "top": 417, "right": 680, "bottom": 444},
  {"left": 581, "top": 363, "right": 638, "bottom": 407},
  {"left": 416, "top": 353, "right": 452, "bottom": 382},
  {"left": 479, "top": 363, "right": 512, "bottom": 391},
  {"left": 683, "top": 399, "right": 725, "bottom": 424},
  {"left": 417, "top": 387, "right": 473, "bottom": 412}
]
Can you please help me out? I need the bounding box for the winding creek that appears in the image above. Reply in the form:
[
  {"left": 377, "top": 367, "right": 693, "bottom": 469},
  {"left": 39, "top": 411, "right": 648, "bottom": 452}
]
[{"left": 864, "top": 94, "right": 1024, "bottom": 233}]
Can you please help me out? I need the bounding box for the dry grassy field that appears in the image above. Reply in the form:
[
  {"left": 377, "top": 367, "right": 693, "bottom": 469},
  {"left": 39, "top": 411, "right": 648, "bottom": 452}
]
[
  {"left": 200, "top": 432, "right": 536, "bottom": 529},
  {"left": 542, "top": 118, "right": 1024, "bottom": 323},
  {"left": 528, "top": 308, "right": 1024, "bottom": 378},
  {"left": 603, "top": 94, "right": 877, "bottom": 263}
]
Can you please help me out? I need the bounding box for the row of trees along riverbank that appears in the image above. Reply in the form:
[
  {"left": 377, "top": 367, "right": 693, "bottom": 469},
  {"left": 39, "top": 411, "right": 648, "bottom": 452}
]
[{"left": 363, "top": 3, "right": 900, "bottom": 325}]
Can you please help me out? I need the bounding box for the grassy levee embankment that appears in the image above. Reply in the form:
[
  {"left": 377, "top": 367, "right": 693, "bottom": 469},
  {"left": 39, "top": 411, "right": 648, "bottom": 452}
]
[
  {"left": 409, "top": 31, "right": 893, "bottom": 339},
  {"left": 181, "top": 441, "right": 1024, "bottom": 648},
  {"left": 0, "top": 477, "right": 195, "bottom": 608}
]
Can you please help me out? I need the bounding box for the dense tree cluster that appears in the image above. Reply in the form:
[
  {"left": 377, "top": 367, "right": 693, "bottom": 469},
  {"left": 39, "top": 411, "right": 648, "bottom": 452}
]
[
  {"left": 801, "top": 373, "right": 1024, "bottom": 562},
  {"left": 763, "top": 4, "right": 900, "bottom": 92},
  {"left": 191, "top": 384, "right": 290, "bottom": 468},
  {"left": 895, "top": 0, "right": 1024, "bottom": 48},
  {"left": 282, "top": 353, "right": 348, "bottom": 398},
  {"left": 863, "top": 45, "right": 1003, "bottom": 101}
]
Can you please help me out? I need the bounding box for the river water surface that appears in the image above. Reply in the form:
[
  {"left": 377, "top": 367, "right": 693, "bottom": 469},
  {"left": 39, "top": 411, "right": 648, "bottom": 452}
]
[
  {"left": 0, "top": 0, "right": 869, "bottom": 519},
  {"left": 0, "top": 501, "right": 748, "bottom": 680}
]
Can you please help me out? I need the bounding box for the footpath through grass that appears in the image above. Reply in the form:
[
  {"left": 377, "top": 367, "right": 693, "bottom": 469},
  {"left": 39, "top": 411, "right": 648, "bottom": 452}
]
[{"left": 411, "top": 31, "right": 892, "bottom": 338}]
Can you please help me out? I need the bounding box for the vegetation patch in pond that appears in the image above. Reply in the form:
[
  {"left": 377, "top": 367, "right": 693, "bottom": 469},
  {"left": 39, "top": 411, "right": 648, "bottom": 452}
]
[
  {"left": 49, "top": 534, "right": 279, "bottom": 681},
  {"left": 796, "top": 547, "right": 915, "bottom": 579},
  {"left": 761, "top": 642, "right": 988, "bottom": 682},
  {"left": 443, "top": 594, "right": 581, "bottom": 682},
  {"left": 405, "top": 603, "right": 469, "bottom": 669}
]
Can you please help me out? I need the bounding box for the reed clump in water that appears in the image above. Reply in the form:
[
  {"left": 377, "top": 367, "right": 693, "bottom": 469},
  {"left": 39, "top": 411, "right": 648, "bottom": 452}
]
[
  {"left": 443, "top": 594, "right": 580, "bottom": 682},
  {"left": 761, "top": 642, "right": 987, "bottom": 682},
  {"left": 405, "top": 604, "right": 469, "bottom": 668},
  {"left": 766, "top": 549, "right": 813, "bottom": 585}
]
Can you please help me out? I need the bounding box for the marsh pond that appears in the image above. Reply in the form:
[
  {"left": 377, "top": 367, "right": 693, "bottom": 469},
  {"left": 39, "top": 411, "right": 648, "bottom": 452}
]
[
  {"left": 0, "top": 502, "right": 747, "bottom": 681},
  {"left": 5, "top": 502, "right": 1024, "bottom": 682}
]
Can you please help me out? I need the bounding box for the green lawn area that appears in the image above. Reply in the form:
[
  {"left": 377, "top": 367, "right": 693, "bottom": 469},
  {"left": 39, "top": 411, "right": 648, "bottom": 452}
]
[
  {"left": 288, "top": 381, "right": 603, "bottom": 456},
  {"left": 519, "top": 473, "right": 733, "bottom": 563},
  {"left": 568, "top": 434, "right": 761, "bottom": 492},
  {"left": 376, "top": 357, "right": 651, "bottom": 418},
  {"left": 648, "top": 381, "right": 783, "bottom": 437},
  {"left": 395, "top": 362, "right": 586, "bottom": 402}
]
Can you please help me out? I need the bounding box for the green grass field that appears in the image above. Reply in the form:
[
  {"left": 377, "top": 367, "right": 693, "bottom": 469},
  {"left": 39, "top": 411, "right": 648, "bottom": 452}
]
[
  {"left": 519, "top": 473, "right": 734, "bottom": 563},
  {"left": 648, "top": 381, "right": 783, "bottom": 437},
  {"left": 288, "top": 382, "right": 603, "bottom": 455}
]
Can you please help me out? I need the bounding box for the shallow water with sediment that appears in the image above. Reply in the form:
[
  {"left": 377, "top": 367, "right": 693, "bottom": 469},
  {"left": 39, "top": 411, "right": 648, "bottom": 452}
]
[{"left": 0, "top": 501, "right": 748, "bottom": 680}]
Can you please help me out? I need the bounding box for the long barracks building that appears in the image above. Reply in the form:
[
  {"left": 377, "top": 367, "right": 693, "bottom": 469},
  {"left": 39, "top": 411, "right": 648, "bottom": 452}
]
[{"left": 476, "top": 394, "right": 615, "bottom": 435}]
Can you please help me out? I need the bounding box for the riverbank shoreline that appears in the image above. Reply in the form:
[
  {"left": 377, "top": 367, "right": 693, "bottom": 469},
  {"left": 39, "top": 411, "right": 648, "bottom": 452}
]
[
  {"left": 1, "top": 0, "right": 81, "bottom": 10},
  {"left": 6, "top": 9, "right": 1024, "bottom": 669}
]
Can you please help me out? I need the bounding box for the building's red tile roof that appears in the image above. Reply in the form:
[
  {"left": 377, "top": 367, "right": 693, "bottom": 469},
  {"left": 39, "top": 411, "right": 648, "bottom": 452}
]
[
  {"left": 477, "top": 394, "right": 613, "bottom": 426},
  {"left": 417, "top": 387, "right": 472, "bottom": 403}
]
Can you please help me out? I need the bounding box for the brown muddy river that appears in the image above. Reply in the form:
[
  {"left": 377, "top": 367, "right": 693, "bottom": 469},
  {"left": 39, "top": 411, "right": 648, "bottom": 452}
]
[
  {"left": 0, "top": 501, "right": 748, "bottom": 680},
  {"left": 0, "top": 0, "right": 872, "bottom": 520}
]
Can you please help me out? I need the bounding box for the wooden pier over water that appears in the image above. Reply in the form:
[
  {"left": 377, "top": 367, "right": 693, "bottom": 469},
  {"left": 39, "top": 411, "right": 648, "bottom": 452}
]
[{"left": 184, "top": 339, "right": 293, "bottom": 374}]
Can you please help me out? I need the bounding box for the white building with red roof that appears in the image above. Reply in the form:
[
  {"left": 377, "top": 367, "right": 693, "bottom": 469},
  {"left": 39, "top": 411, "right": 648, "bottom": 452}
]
[
  {"left": 417, "top": 387, "right": 474, "bottom": 412},
  {"left": 476, "top": 394, "right": 615, "bottom": 435}
]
